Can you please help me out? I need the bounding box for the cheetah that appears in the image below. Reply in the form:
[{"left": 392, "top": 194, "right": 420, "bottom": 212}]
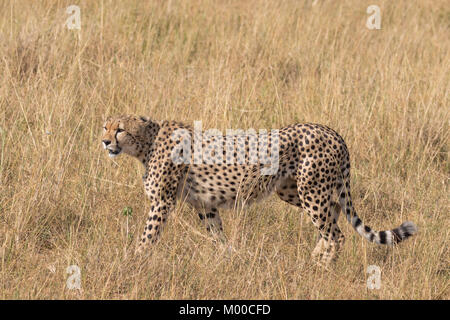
[{"left": 101, "top": 115, "right": 417, "bottom": 266}]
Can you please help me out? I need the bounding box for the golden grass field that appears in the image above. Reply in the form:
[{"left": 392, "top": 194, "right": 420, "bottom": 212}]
[{"left": 0, "top": 0, "right": 449, "bottom": 299}]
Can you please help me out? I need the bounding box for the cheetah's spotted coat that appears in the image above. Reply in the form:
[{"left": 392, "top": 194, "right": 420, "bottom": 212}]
[{"left": 102, "top": 115, "right": 417, "bottom": 266}]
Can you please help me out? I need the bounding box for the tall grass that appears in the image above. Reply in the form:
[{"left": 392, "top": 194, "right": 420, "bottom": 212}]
[{"left": 0, "top": 0, "right": 448, "bottom": 299}]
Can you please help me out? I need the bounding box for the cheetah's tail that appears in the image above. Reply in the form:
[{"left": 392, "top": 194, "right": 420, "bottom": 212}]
[{"left": 339, "top": 195, "right": 418, "bottom": 245}]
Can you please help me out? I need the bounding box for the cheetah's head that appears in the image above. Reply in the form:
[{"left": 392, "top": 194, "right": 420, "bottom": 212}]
[{"left": 101, "top": 115, "right": 151, "bottom": 158}]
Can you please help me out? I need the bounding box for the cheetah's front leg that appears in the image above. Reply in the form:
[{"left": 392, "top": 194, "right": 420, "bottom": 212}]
[
  {"left": 136, "top": 158, "right": 183, "bottom": 254},
  {"left": 136, "top": 199, "right": 174, "bottom": 254}
]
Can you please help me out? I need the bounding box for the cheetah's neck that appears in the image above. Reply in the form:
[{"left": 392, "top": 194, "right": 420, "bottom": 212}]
[{"left": 137, "top": 120, "right": 161, "bottom": 166}]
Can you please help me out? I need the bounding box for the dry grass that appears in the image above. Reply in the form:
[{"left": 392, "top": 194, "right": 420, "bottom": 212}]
[{"left": 0, "top": 0, "right": 449, "bottom": 299}]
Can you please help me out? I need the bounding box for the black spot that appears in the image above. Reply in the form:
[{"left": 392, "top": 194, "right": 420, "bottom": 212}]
[{"left": 379, "top": 231, "right": 387, "bottom": 244}]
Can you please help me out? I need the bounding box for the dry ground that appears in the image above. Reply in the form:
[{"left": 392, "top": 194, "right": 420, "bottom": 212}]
[{"left": 0, "top": 0, "right": 449, "bottom": 299}]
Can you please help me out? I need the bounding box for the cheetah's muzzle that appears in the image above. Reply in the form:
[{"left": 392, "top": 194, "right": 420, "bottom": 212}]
[
  {"left": 102, "top": 139, "right": 122, "bottom": 157},
  {"left": 108, "top": 148, "right": 122, "bottom": 158}
]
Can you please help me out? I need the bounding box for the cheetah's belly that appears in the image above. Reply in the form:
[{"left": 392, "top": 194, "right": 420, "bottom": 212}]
[{"left": 177, "top": 165, "right": 284, "bottom": 210}]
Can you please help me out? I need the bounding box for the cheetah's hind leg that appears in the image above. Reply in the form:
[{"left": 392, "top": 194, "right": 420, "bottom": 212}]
[
  {"left": 276, "top": 176, "right": 343, "bottom": 267},
  {"left": 311, "top": 201, "right": 345, "bottom": 266},
  {"left": 296, "top": 172, "right": 344, "bottom": 267},
  {"left": 198, "top": 208, "right": 227, "bottom": 244}
]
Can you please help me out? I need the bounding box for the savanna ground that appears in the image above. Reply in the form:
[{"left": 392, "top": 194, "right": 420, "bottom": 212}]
[{"left": 0, "top": 0, "right": 449, "bottom": 299}]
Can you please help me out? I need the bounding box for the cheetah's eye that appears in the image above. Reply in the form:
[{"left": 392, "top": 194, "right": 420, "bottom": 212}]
[{"left": 117, "top": 128, "right": 125, "bottom": 133}]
